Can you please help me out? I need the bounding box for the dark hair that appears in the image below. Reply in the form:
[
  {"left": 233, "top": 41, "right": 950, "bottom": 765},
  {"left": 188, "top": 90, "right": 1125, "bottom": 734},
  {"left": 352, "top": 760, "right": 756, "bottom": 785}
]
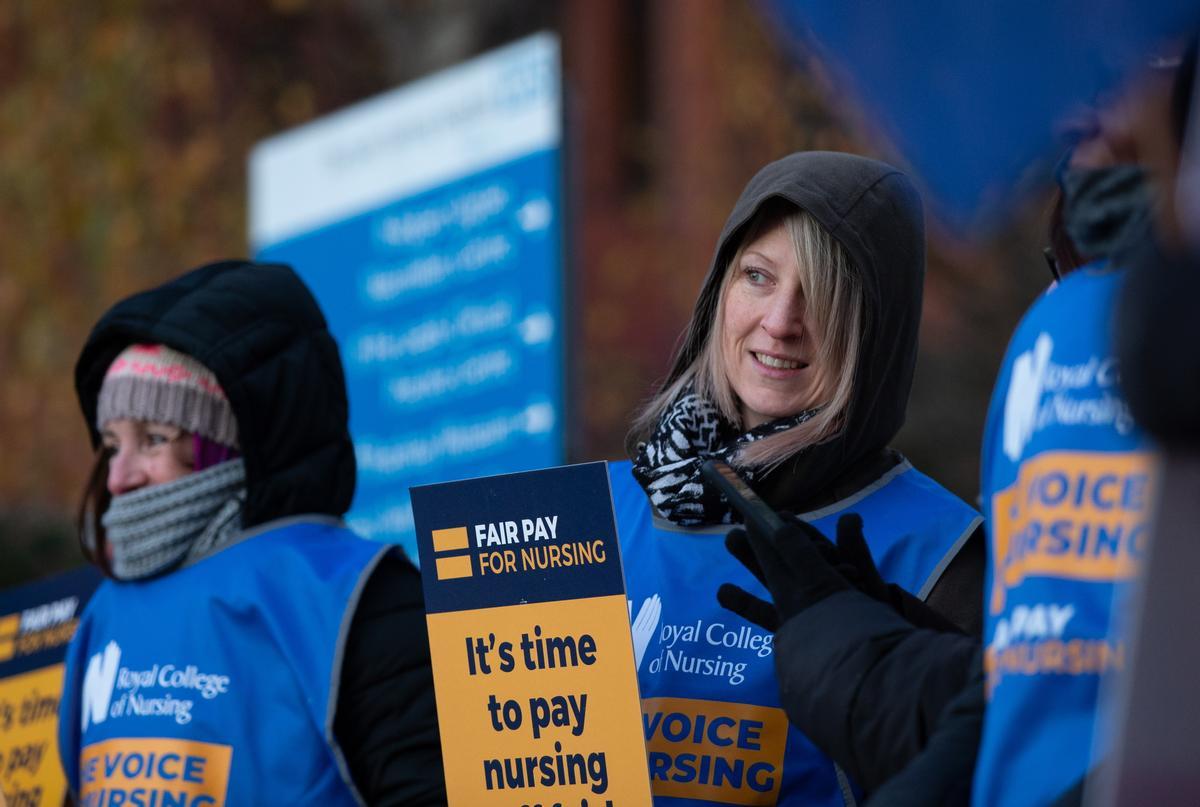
[
  {"left": 1171, "top": 36, "right": 1197, "bottom": 148},
  {"left": 77, "top": 448, "right": 114, "bottom": 577},
  {"left": 1047, "top": 189, "right": 1087, "bottom": 278}
]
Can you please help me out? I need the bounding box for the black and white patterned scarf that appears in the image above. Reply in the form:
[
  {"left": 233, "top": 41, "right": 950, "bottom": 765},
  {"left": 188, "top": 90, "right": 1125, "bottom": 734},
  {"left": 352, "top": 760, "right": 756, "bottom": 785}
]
[
  {"left": 101, "top": 458, "right": 247, "bottom": 580},
  {"left": 631, "top": 385, "right": 817, "bottom": 525}
]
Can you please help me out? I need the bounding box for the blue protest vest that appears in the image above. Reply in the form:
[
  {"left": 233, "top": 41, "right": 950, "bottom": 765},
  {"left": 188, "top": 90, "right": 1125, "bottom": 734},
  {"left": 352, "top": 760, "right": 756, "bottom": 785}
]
[
  {"left": 610, "top": 459, "right": 980, "bottom": 806},
  {"left": 58, "top": 518, "right": 387, "bottom": 807},
  {"left": 973, "top": 265, "right": 1154, "bottom": 807}
]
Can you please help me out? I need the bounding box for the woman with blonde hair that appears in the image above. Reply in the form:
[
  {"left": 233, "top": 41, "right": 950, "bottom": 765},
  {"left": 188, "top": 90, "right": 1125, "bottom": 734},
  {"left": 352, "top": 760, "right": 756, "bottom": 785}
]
[{"left": 609, "top": 151, "right": 984, "bottom": 805}]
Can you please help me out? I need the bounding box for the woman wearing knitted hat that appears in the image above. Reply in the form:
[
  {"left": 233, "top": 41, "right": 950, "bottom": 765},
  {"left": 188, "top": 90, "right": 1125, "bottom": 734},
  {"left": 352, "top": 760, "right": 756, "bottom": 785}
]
[{"left": 58, "top": 260, "right": 444, "bottom": 805}]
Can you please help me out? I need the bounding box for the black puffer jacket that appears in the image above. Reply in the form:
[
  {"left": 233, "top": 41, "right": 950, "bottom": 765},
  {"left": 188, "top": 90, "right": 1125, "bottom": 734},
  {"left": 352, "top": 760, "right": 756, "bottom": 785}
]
[{"left": 75, "top": 259, "right": 445, "bottom": 805}]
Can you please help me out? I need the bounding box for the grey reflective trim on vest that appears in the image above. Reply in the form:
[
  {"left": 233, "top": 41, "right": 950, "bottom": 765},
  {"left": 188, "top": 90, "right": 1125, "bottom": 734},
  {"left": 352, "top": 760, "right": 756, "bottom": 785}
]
[
  {"left": 795, "top": 459, "right": 913, "bottom": 522},
  {"left": 835, "top": 763, "right": 858, "bottom": 806},
  {"left": 326, "top": 542, "right": 392, "bottom": 807},
  {"left": 649, "top": 512, "right": 731, "bottom": 533},
  {"left": 239, "top": 513, "right": 348, "bottom": 540},
  {"left": 180, "top": 513, "right": 349, "bottom": 567},
  {"left": 916, "top": 514, "right": 982, "bottom": 600},
  {"left": 648, "top": 460, "right": 916, "bottom": 534}
]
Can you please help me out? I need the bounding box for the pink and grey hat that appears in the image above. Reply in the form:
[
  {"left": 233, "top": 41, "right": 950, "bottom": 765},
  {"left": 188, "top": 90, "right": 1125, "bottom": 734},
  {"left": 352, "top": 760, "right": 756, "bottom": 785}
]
[{"left": 96, "top": 344, "right": 239, "bottom": 449}]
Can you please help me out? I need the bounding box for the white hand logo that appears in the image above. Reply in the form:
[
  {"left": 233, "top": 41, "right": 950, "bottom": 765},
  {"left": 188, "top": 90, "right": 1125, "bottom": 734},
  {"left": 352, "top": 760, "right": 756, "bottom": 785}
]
[
  {"left": 1003, "top": 333, "right": 1053, "bottom": 461},
  {"left": 81, "top": 640, "right": 121, "bottom": 730},
  {"left": 629, "top": 594, "right": 662, "bottom": 670}
]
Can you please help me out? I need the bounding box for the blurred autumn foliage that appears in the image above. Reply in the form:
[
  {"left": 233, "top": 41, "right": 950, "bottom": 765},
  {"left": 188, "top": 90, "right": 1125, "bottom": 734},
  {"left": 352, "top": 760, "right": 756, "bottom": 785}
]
[
  {"left": 0, "top": 0, "right": 391, "bottom": 582},
  {"left": 1, "top": 0, "right": 1049, "bottom": 585}
]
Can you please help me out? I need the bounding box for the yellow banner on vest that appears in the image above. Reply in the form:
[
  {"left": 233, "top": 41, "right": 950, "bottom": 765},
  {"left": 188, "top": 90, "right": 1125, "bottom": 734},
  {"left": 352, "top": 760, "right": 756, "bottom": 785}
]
[
  {"left": 642, "top": 696, "right": 788, "bottom": 805},
  {"left": 78, "top": 737, "right": 232, "bottom": 806},
  {"left": 990, "top": 450, "right": 1154, "bottom": 614}
]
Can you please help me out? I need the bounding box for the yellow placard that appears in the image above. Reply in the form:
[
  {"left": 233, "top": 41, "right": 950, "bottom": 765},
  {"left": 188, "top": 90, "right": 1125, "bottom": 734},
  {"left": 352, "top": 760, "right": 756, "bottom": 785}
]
[
  {"left": 428, "top": 594, "right": 652, "bottom": 805},
  {"left": 0, "top": 664, "right": 70, "bottom": 807}
]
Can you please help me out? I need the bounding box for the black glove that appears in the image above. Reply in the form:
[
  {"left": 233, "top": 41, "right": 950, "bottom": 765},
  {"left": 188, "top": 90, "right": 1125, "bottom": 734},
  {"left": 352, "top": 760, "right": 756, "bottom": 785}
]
[
  {"left": 719, "top": 513, "right": 963, "bottom": 634},
  {"left": 716, "top": 515, "right": 851, "bottom": 631},
  {"left": 833, "top": 514, "right": 963, "bottom": 634}
]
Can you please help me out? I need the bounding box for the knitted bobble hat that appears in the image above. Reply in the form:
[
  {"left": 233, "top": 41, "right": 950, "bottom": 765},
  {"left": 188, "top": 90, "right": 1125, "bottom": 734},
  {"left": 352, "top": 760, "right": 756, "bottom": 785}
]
[{"left": 96, "top": 344, "right": 239, "bottom": 449}]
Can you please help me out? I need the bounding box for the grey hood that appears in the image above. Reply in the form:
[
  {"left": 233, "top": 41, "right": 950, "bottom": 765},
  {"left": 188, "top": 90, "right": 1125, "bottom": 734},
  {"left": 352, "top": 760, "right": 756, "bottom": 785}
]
[{"left": 666, "top": 151, "right": 926, "bottom": 511}]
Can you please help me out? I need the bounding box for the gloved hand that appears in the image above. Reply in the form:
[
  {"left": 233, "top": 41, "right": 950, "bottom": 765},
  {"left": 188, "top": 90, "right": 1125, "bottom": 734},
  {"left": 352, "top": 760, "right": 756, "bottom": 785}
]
[
  {"left": 832, "top": 514, "right": 963, "bottom": 633},
  {"left": 718, "top": 513, "right": 963, "bottom": 634},
  {"left": 716, "top": 514, "right": 851, "bottom": 632}
]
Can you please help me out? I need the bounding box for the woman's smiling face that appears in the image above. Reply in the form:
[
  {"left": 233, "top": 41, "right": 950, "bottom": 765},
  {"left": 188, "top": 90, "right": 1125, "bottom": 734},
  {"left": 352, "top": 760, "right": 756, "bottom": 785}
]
[{"left": 720, "top": 219, "right": 827, "bottom": 429}]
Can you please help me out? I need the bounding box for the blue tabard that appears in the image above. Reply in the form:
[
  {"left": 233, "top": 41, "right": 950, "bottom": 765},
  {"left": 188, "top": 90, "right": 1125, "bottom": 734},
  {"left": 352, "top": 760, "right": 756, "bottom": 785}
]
[
  {"left": 973, "top": 265, "right": 1154, "bottom": 807},
  {"left": 610, "top": 458, "right": 980, "bottom": 806},
  {"left": 58, "top": 518, "right": 387, "bottom": 807}
]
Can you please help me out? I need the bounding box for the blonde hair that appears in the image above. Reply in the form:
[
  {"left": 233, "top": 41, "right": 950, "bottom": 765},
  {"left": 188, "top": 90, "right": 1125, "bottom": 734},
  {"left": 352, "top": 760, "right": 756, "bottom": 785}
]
[{"left": 633, "top": 202, "right": 863, "bottom": 469}]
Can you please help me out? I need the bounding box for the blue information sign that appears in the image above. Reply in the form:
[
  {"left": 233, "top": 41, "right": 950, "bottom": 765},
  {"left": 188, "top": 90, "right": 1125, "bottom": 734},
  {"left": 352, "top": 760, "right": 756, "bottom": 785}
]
[{"left": 250, "top": 34, "right": 564, "bottom": 556}]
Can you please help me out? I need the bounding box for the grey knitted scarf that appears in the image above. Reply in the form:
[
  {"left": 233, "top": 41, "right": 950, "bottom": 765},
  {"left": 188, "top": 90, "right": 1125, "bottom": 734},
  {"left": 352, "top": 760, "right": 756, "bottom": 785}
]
[{"left": 102, "top": 459, "right": 247, "bottom": 580}]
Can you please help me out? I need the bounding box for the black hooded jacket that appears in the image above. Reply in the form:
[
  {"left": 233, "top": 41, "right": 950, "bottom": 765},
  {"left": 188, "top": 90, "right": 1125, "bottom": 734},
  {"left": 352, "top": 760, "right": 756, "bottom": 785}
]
[
  {"left": 654, "top": 153, "right": 985, "bottom": 797},
  {"left": 75, "top": 260, "right": 444, "bottom": 805},
  {"left": 76, "top": 260, "right": 355, "bottom": 526}
]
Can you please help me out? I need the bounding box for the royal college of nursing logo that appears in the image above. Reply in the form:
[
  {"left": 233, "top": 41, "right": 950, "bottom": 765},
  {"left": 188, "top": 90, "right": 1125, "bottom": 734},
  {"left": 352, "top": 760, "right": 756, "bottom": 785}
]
[
  {"left": 79, "top": 641, "right": 233, "bottom": 730},
  {"left": 629, "top": 594, "right": 662, "bottom": 671},
  {"left": 1001, "top": 330, "right": 1135, "bottom": 466},
  {"left": 1003, "top": 333, "right": 1053, "bottom": 462},
  {"left": 81, "top": 640, "right": 121, "bottom": 730}
]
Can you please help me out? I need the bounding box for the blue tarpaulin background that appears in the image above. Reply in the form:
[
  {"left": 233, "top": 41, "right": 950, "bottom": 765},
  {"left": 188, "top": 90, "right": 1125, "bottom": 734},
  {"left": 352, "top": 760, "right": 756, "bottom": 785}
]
[{"left": 765, "top": 1, "right": 1200, "bottom": 231}]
